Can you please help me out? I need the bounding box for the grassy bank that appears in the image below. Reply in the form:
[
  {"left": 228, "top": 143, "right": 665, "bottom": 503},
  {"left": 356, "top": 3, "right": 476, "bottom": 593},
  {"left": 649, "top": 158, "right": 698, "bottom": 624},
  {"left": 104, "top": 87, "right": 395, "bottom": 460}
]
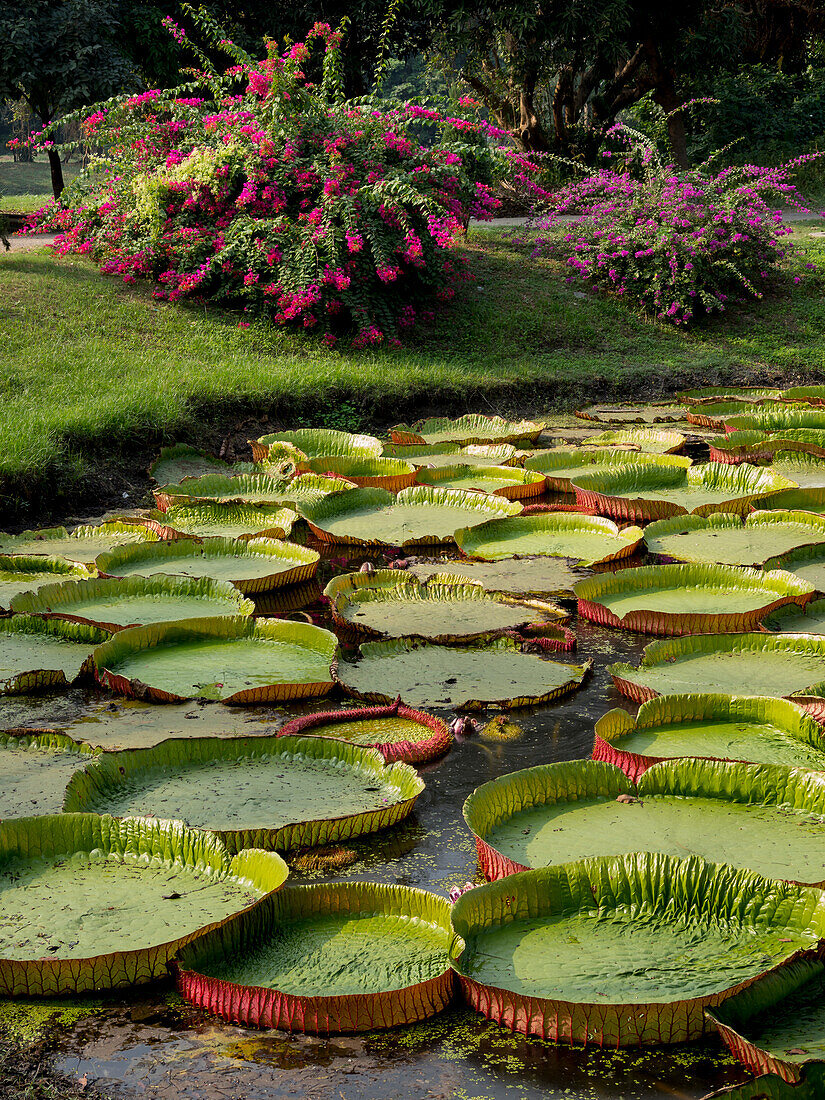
[{"left": 2, "top": 226, "right": 825, "bottom": 523}]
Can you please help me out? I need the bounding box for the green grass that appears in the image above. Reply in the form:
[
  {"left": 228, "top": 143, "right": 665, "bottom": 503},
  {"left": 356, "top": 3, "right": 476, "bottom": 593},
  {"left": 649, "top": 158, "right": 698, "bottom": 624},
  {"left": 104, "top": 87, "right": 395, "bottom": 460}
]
[
  {"left": 0, "top": 156, "right": 82, "bottom": 207},
  {"left": 1, "top": 225, "right": 824, "bottom": 518}
]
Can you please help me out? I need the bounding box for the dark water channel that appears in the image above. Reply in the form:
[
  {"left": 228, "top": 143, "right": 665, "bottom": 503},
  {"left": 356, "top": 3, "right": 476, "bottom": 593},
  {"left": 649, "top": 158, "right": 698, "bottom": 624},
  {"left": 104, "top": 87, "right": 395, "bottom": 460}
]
[{"left": 1, "top": 528, "right": 758, "bottom": 1100}]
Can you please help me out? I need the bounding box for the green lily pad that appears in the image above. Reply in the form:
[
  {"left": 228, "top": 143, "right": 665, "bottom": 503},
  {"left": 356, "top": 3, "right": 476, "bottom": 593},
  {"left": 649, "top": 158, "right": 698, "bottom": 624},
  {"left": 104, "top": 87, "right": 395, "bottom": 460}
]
[
  {"left": 784, "top": 386, "right": 825, "bottom": 405},
  {"left": 93, "top": 616, "right": 338, "bottom": 704},
  {"left": 572, "top": 461, "right": 795, "bottom": 522},
  {"left": 708, "top": 429, "right": 825, "bottom": 463},
  {"left": 174, "top": 882, "right": 454, "bottom": 1032},
  {"left": 300, "top": 486, "right": 521, "bottom": 547},
  {"left": 149, "top": 444, "right": 233, "bottom": 485},
  {"left": 0, "top": 522, "right": 161, "bottom": 567},
  {"left": 158, "top": 503, "right": 297, "bottom": 541},
  {"left": 0, "top": 616, "right": 109, "bottom": 694},
  {"left": 764, "top": 544, "right": 825, "bottom": 593},
  {"left": 0, "top": 814, "right": 287, "bottom": 996},
  {"left": 96, "top": 537, "right": 319, "bottom": 594},
  {"left": 449, "top": 852, "right": 825, "bottom": 1046},
  {"left": 464, "top": 757, "right": 825, "bottom": 885},
  {"left": 0, "top": 555, "right": 96, "bottom": 610},
  {"left": 687, "top": 402, "right": 772, "bottom": 430},
  {"left": 610, "top": 634, "right": 825, "bottom": 704},
  {"left": 644, "top": 512, "right": 825, "bottom": 567},
  {"left": 0, "top": 729, "right": 97, "bottom": 819},
  {"left": 772, "top": 453, "right": 825, "bottom": 489},
  {"left": 757, "top": 488, "right": 825, "bottom": 516},
  {"left": 726, "top": 408, "right": 825, "bottom": 433},
  {"left": 153, "top": 472, "right": 354, "bottom": 512},
  {"left": 408, "top": 557, "right": 591, "bottom": 598},
  {"left": 11, "top": 575, "right": 254, "bottom": 631},
  {"left": 679, "top": 387, "right": 782, "bottom": 405},
  {"left": 251, "top": 429, "right": 382, "bottom": 463},
  {"left": 454, "top": 512, "right": 644, "bottom": 566},
  {"left": 708, "top": 958, "right": 825, "bottom": 1083},
  {"left": 381, "top": 443, "right": 518, "bottom": 468},
  {"left": 575, "top": 403, "right": 688, "bottom": 424},
  {"left": 338, "top": 636, "right": 590, "bottom": 710},
  {"left": 584, "top": 428, "right": 686, "bottom": 454},
  {"left": 300, "top": 455, "right": 416, "bottom": 491},
  {"left": 324, "top": 570, "right": 563, "bottom": 642},
  {"left": 389, "top": 414, "right": 545, "bottom": 447},
  {"left": 523, "top": 448, "right": 688, "bottom": 492},
  {"left": 593, "top": 694, "right": 825, "bottom": 780},
  {"left": 64, "top": 734, "right": 423, "bottom": 853},
  {"left": 415, "top": 465, "right": 546, "bottom": 501},
  {"left": 763, "top": 599, "right": 825, "bottom": 636},
  {"left": 576, "top": 563, "right": 813, "bottom": 635}
]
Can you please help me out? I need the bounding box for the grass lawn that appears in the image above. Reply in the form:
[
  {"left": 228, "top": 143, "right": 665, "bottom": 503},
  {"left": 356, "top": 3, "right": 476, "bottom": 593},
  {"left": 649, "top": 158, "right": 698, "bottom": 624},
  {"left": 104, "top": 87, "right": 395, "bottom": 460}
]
[
  {"left": 1, "top": 224, "right": 825, "bottom": 522},
  {"left": 0, "top": 156, "right": 82, "bottom": 209}
]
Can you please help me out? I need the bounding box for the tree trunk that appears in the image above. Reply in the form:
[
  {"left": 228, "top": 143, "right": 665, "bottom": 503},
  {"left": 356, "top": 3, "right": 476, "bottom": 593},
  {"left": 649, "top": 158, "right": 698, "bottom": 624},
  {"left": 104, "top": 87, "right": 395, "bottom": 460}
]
[{"left": 47, "top": 147, "right": 65, "bottom": 199}]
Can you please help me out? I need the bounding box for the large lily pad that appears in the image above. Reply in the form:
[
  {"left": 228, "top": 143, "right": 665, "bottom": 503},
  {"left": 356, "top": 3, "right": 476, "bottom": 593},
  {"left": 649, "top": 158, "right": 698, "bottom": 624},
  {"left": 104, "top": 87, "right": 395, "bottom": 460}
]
[
  {"left": 0, "top": 616, "right": 109, "bottom": 694},
  {"left": 0, "top": 729, "right": 96, "bottom": 818},
  {"left": 92, "top": 616, "right": 338, "bottom": 704},
  {"left": 523, "top": 448, "right": 689, "bottom": 492},
  {"left": 153, "top": 472, "right": 354, "bottom": 512},
  {"left": 574, "top": 403, "right": 688, "bottom": 424},
  {"left": 277, "top": 701, "right": 452, "bottom": 765},
  {"left": 11, "top": 575, "right": 254, "bottom": 631},
  {"left": 415, "top": 465, "right": 546, "bottom": 501},
  {"left": 687, "top": 402, "right": 775, "bottom": 431},
  {"left": 408, "top": 557, "right": 592, "bottom": 598},
  {"left": 382, "top": 443, "right": 518, "bottom": 468},
  {"left": 449, "top": 852, "right": 825, "bottom": 1046},
  {"left": 464, "top": 757, "right": 825, "bottom": 885},
  {"left": 454, "top": 512, "right": 644, "bottom": 566},
  {"left": 389, "top": 414, "right": 545, "bottom": 447},
  {"left": 708, "top": 430, "right": 825, "bottom": 464},
  {"left": 96, "top": 536, "right": 319, "bottom": 594},
  {"left": 174, "top": 882, "right": 454, "bottom": 1033},
  {"left": 644, "top": 512, "right": 825, "bottom": 567},
  {"left": 757, "top": 488, "right": 825, "bottom": 516},
  {"left": 300, "top": 455, "right": 417, "bottom": 491},
  {"left": 772, "top": 452, "right": 825, "bottom": 489},
  {"left": 0, "top": 522, "right": 162, "bottom": 567},
  {"left": 784, "top": 386, "right": 825, "bottom": 406},
  {"left": 250, "top": 429, "right": 382, "bottom": 464},
  {"left": 149, "top": 444, "right": 234, "bottom": 485},
  {"left": 593, "top": 694, "right": 825, "bottom": 780},
  {"left": 338, "top": 636, "right": 590, "bottom": 710},
  {"left": 584, "top": 428, "right": 686, "bottom": 454},
  {"left": 763, "top": 600, "right": 825, "bottom": 636},
  {"left": 708, "top": 958, "right": 825, "bottom": 1084},
  {"left": 158, "top": 503, "right": 297, "bottom": 541},
  {"left": 679, "top": 387, "right": 782, "bottom": 405},
  {"left": 726, "top": 408, "right": 825, "bottom": 433},
  {"left": 0, "top": 814, "right": 287, "bottom": 996},
  {"left": 764, "top": 544, "right": 825, "bottom": 594},
  {"left": 300, "top": 486, "right": 521, "bottom": 547},
  {"left": 324, "top": 570, "right": 566, "bottom": 643},
  {"left": 610, "top": 634, "right": 825, "bottom": 704},
  {"left": 0, "top": 555, "right": 96, "bottom": 610},
  {"left": 64, "top": 734, "right": 423, "bottom": 853},
  {"left": 572, "top": 462, "right": 795, "bottom": 522}
]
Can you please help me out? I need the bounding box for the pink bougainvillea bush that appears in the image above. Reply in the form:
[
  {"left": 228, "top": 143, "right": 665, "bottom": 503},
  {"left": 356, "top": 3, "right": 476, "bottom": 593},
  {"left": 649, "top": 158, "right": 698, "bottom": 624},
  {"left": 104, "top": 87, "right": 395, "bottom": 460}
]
[
  {"left": 518, "top": 127, "right": 822, "bottom": 325},
  {"left": 25, "top": 22, "right": 504, "bottom": 346}
]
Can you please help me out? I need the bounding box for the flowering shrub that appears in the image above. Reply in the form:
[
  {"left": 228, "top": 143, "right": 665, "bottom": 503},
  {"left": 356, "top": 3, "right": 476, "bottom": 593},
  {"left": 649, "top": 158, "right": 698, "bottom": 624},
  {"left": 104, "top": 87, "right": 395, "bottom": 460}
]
[
  {"left": 27, "top": 21, "right": 505, "bottom": 346},
  {"left": 518, "top": 127, "right": 822, "bottom": 325}
]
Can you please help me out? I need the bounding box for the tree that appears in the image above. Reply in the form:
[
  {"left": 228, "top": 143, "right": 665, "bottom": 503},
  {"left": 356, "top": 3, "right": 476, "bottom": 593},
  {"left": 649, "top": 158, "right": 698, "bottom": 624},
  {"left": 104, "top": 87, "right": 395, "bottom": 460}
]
[{"left": 0, "top": 0, "right": 135, "bottom": 197}]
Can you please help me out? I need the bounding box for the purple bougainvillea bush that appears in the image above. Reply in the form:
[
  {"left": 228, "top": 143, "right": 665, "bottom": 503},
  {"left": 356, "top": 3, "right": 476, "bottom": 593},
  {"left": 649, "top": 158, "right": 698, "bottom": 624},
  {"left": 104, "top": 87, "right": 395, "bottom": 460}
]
[
  {"left": 518, "top": 126, "right": 823, "bottom": 325},
  {"left": 25, "top": 22, "right": 504, "bottom": 347}
]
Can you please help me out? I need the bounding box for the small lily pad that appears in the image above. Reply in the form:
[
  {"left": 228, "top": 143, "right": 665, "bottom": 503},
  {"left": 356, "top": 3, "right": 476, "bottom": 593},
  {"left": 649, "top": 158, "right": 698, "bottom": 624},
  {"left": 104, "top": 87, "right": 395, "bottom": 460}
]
[
  {"left": 454, "top": 512, "right": 643, "bottom": 566},
  {"left": 0, "top": 729, "right": 97, "bottom": 819},
  {"left": 382, "top": 443, "right": 518, "bottom": 468},
  {"left": 300, "top": 455, "right": 417, "bottom": 491},
  {"left": 389, "top": 414, "right": 545, "bottom": 447},
  {"left": 574, "top": 403, "right": 687, "bottom": 424},
  {"left": 157, "top": 503, "right": 297, "bottom": 541},
  {"left": 584, "top": 428, "right": 686, "bottom": 454},
  {"left": 149, "top": 445, "right": 234, "bottom": 485},
  {"left": 644, "top": 512, "right": 825, "bottom": 567},
  {"left": 523, "top": 448, "right": 688, "bottom": 493}
]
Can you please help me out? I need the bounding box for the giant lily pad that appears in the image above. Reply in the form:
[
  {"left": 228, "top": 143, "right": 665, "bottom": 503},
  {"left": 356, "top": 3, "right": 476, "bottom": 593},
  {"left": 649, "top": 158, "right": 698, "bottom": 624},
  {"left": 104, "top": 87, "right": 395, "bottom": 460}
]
[
  {"left": 300, "top": 455, "right": 416, "bottom": 491},
  {"left": 593, "top": 694, "right": 825, "bottom": 780},
  {"left": 523, "top": 448, "right": 688, "bottom": 492},
  {"left": 708, "top": 430, "right": 825, "bottom": 464},
  {"left": 464, "top": 757, "right": 825, "bottom": 885},
  {"left": 338, "top": 636, "right": 590, "bottom": 710},
  {"left": 0, "top": 522, "right": 162, "bottom": 567},
  {"left": 575, "top": 403, "right": 688, "bottom": 424},
  {"left": 389, "top": 414, "right": 545, "bottom": 447},
  {"left": 0, "top": 729, "right": 96, "bottom": 818},
  {"left": 756, "top": 488, "right": 825, "bottom": 516},
  {"left": 679, "top": 387, "right": 782, "bottom": 405},
  {"left": 687, "top": 402, "right": 775, "bottom": 431},
  {"left": 764, "top": 544, "right": 825, "bottom": 594},
  {"left": 149, "top": 444, "right": 234, "bottom": 485},
  {"left": 415, "top": 465, "right": 546, "bottom": 501},
  {"left": 454, "top": 512, "right": 644, "bottom": 566},
  {"left": 250, "top": 428, "right": 382, "bottom": 464},
  {"left": 299, "top": 486, "right": 521, "bottom": 547},
  {"left": 153, "top": 472, "right": 354, "bottom": 512},
  {"left": 727, "top": 408, "right": 825, "bottom": 433},
  {"left": 449, "top": 852, "right": 825, "bottom": 1046},
  {"left": 96, "top": 536, "right": 319, "bottom": 594},
  {"left": 644, "top": 512, "right": 825, "bottom": 567},
  {"left": 763, "top": 600, "right": 825, "bottom": 636},
  {"left": 409, "top": 557, "right": 592, "bottom": 598},
  {"left": 382, "top": 443, "right": 518, "bottom": 468},
  {"left": 158, "top": 503, "right": 297, "bottom": 541},
  {"left": 0, "top": 555, "right": 96, "bottom": 610},
  {"left": 64, "top": 735, "right": 423, "bottom": 853},
  {"left": 11, "top": 575, "right": 254, "bottom": 631},
  {"left": 0, "top": 814, "right": 287, "bottom": 996},
  {"left": 784, "top": 386, "right": 825, "bottom": 406},
  {"left": 277, "top": 700, "right": 451, "bottom": 765},
  {"left": 584, "top": 428, "right": 686, "bottom": 454},
  {"left": 324, "top": 570, "right": 566, "bottom": 643},
  {"left": 0, "top": 616, "right": 109, "bottom": 694},
  {"left": 610, "top": 634, "right": 825, "bottom": 704},
  {"left": 174, "top": 881, "right": 454, "bottom": 1033},
  {"left": 572, "top": 462, "right": 795, "bottom": 522},
  {"left": 772, "top": 452, "right": 825, "bottom": 489},
  {"left": 708, "top": 958, "right": 825, "bottom": 1084},
  {"left": 92, "top": 616, "right": 338, "bottom": 704}
]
